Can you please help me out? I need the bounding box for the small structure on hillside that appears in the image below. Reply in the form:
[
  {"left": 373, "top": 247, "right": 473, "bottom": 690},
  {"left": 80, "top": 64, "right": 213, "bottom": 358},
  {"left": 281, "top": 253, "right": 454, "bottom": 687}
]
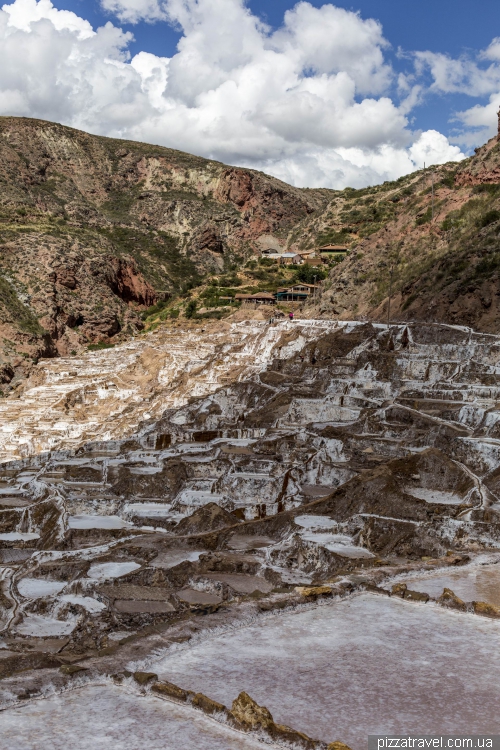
[
  {"left": 275, "top": 284, "right": 317, "bottom": 302},
  {"left": 235, "top": 292, "right": 276, "bottom": 305},
  {"left": 302, "top": 256, "right": 325, "bottom": 267},
  {"left": 295, "top": 250, "right": 317, "bottom": 260},
  {"left": 263, "top": 252, "right": 303, "bottom": 265}
]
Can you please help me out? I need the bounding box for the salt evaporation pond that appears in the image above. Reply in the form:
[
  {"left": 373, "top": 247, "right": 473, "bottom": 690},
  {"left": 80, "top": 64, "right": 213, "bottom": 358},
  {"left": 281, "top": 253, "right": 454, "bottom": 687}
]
[
  {"left": 405, "top": 488, "right": 463, "bottom": 505},
  {"left": 17, "top": 579, "right": 66, "bottom": 598},
  {"left": 68, "top": 515, "right": 132, "bottom": 529},
  {"left": 294, "top": 515, "right": 337, "bottom": 529},
  {"left": 294, "top": 516, "right": 374, "bottom": 558},
  {"left": 123, "top": 502, "right": 173, "bottom": 517},
  {"left": 0, "top": 684, "right": 268, "bottom": 750},
  {"left": 87, "top": 562, "right": 141, "bottom": 580},
  {"left": 15, "top": 614, "right": 75, "bottom": 637},
  {"left": 398, "top": 560, "right": 500, "bottom": 607},
  {"left": 0, "top": 532, "right": 39, "bottom": 541},
  {"left": 151, "top": 550, "right": 203, "bottom": 569},
  {"left": 59, "top": 594, "right": 106, "bottom": 612},
  {"left": 155, "top": 594, "right": 500, "bottom": 748}
]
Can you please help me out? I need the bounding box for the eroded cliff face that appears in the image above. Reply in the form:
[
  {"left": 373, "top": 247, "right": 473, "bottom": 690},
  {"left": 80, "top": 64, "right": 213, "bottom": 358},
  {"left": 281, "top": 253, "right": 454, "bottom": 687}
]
[{"left": 0, "top": 117, "right": 331, "bottom": 381}]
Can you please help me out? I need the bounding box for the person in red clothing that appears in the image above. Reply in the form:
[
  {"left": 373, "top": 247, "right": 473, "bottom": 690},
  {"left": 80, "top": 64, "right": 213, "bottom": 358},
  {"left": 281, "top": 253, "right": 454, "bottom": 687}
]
[{"left": 289, "top": 312, "right": 294, "bottom": 320}]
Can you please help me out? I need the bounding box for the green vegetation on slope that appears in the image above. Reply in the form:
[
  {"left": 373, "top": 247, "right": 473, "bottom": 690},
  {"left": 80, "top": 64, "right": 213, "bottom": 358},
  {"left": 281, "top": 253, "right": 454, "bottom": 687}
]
[{"left": 0, "top": 276, "right": 45, "bottom": 336}]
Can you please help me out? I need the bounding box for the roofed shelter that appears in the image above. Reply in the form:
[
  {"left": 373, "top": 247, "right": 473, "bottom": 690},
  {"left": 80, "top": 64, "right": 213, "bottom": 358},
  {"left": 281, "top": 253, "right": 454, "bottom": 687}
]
[
  {"left": 235, "top": 292, "right": 276, "bottom": 305},
  {"left": 302, "top": 256, "right": 325, "bottom": 266},
  {"left": 263, "top": 253, "right": 303, "bottom": 266},
  {"left": 318, "top": 244, "right": 348, "bottom": 255}
]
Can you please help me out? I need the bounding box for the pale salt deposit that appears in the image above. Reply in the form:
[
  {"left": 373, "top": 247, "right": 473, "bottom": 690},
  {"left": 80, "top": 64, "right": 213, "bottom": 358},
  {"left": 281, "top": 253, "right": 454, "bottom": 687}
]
[
  {"left": 0, "top": 532, "right": 39, "bottom": 541},
  {"left": 59, "top": 595, "right": 106, "bottom": 612},
  {"left": 123, "top": 502, "right": 173, "bottom": 517},
  {"left": 17, "top": 579, "right": 66, "bottom": 598},
  {"left": 107, "top": 630, "right": 135, "bottom": 642},
  {"left": 15, "top": 614, "right": 76, "bottom": 636},
  {"left": 68, "top": 515, "right": 132, "bottom": 530},
  {"left": 294, "top": 515, "right": 337, "bottom": 529},
  {"left": 87, "top": 562, "right": 141, "bottom": 581},
  {"left": 151, "top": 550, "right": 203, "bottom": 569},
  {"left": 0, "top": 685, "right": 269, "bottom": 750},
  {"left": 154, "top": 594, "right": 500, "bottom": 749},
  {"left": 175, "top": 490, "right": 225, "bottom": 507},
  {"left": 299, "top": 530, "right": 375, "bottom": 558},
  {"left": 405, "top": 488, "right": 464, "bottom": 505},
  {"left": 396, "top": 559, "right": 500, "bottom": 606},
  {"left": 0, "top": 320, "right": 335, "bottom": 464}
]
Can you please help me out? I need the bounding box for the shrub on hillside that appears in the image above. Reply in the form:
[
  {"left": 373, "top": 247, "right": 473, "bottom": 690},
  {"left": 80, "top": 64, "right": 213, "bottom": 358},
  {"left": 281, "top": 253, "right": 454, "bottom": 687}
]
[{"left": 477, "top": 210, "right": 500, "bottom": 228}]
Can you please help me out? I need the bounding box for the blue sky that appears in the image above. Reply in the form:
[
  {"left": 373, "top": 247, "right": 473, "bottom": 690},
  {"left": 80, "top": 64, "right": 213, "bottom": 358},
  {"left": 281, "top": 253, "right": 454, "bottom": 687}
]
[{"left": 1, "top": 0, "right": 499, "bottom": 187}]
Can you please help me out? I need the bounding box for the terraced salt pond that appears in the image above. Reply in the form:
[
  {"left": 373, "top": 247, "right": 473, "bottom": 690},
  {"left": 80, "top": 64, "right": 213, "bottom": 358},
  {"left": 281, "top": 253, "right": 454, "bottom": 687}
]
[
  {"left": 17, "top": 579, "right": 66, "bottom": 598},
  {"left": 87, "top": 562, "right": 141, "bottom": 580},
  {"left": 294, "top": 515, "right": 375, "bottom": 558},
  {"left": 5, "top": 322, "right": 500, "bottom": 747},
  {"left": 154, "top": 594, "right": 500, "bottom": 749},
  {"left": 68, "top": 515, "right": 133, "bottom": 530},
  {"left": 396, "top": 559, "right": 500, "bottom": 606},
  {"left": 0, "top": 685, "right": 268, "bottom": 750}
]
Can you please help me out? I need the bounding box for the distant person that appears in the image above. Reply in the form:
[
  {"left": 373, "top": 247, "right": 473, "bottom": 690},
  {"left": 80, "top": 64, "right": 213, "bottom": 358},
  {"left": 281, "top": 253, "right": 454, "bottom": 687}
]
[{"left": 289, "top": 312, "right": 294, "bottom": 320}]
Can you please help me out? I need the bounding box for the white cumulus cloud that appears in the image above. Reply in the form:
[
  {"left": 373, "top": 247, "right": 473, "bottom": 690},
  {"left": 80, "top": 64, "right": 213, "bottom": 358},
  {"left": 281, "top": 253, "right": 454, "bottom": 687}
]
[
  {"left": 411, "top": 39, "right": 500, "bottom": 146},
  {"left": 408, "top": 130, "right": 464, "bottom": 169},
  {"left": 101, "top": 0, "right": 168, "bottom": 24},
  {"left": 0, "top": 0, "right": 466, "bottom": 188},
  {"left": 3, "top": 0, "right": 94, "bottom": 35}
]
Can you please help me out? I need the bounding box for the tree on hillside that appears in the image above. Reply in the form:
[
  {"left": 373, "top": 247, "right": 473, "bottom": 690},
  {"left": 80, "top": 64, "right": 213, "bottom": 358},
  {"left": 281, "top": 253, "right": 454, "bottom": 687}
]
[{"left": 294, "top": 265, "right": 327, "bottom": 284}]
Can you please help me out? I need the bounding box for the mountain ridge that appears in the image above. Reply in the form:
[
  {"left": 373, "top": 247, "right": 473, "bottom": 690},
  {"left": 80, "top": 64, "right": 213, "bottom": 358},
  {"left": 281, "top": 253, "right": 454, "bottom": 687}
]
[
  {"left": 3, "top": 115, "right": 500, "bottom": 391},
  {"left": 0, "top": 115, "right": 333, "bottom": 386}
]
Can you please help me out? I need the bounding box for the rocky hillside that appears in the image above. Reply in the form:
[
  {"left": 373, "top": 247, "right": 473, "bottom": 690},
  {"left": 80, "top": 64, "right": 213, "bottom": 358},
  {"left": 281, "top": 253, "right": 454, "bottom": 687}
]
[
  {"left": 300, "top": 134, "right": 500, "bottom": 331},
  {"left": 0, "top": 116, "right": 332, "bottom": 384}
]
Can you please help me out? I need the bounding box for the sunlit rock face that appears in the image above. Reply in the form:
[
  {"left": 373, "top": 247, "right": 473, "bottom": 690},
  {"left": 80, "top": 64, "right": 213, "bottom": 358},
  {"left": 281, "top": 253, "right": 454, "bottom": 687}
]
[{"left": 2, "top": 318, "right": 500, "bottom": 732}]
